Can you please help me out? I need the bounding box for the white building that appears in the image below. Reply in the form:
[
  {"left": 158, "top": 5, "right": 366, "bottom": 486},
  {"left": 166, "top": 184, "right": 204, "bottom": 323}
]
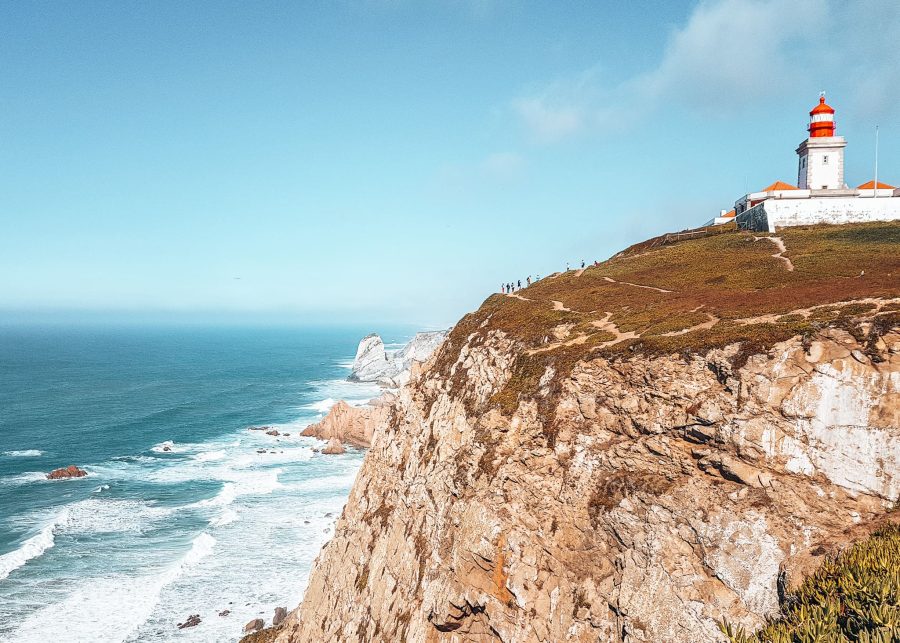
[{"left": 706, "top": 95, "right": 900, "bottom": 232}]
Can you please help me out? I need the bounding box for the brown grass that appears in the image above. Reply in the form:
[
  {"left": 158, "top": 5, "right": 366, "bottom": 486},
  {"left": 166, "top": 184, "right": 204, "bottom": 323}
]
[
  {"left": 588, "top": 470, "right": 676, "bottom": 525},
  {"left": 431, "top": 222, "right": 900, "bottom": 427}
]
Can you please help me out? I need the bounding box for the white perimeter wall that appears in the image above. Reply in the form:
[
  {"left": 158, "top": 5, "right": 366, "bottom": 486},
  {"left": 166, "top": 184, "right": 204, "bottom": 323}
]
[{"left": 762, "top": 197, "right": 900, "bottom": 232}]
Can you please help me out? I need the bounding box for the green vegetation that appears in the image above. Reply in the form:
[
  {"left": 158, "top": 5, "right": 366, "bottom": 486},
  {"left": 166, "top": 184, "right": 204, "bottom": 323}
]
[
  {"left": 429, "top": 222, "right": 900, "bottom": 427},
  {"left": 720, "top": 523, "right": 900, "bottom": 643}
]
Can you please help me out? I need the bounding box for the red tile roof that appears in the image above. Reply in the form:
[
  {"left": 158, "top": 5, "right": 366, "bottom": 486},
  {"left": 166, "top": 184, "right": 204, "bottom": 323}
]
[
  {"left": 857, "top": 180, "right": 896, "bottom": 190},
  {"left": 760, "top": 181, "right": 799, "bottom": 192}
]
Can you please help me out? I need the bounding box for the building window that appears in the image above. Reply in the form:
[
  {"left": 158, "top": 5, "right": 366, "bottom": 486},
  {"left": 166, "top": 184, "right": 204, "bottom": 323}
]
[{"left": 823, "top": 155, "right": 829, "bottom": 164}]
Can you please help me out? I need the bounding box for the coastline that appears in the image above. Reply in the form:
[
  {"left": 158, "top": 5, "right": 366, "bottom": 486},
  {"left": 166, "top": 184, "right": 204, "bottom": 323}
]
[{"left": 0, "top": 326, "right": 400, "bottom": 642}]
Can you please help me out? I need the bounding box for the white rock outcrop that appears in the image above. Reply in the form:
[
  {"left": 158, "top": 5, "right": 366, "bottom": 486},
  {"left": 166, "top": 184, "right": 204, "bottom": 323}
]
[{"left": 348, "top": 330, "right": 448, "bottom": 387}]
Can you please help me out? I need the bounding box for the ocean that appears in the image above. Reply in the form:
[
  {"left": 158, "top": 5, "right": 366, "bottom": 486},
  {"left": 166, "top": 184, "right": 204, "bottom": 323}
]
[{"left": 0, "top": 324, "right": 407, "bottom": 642}]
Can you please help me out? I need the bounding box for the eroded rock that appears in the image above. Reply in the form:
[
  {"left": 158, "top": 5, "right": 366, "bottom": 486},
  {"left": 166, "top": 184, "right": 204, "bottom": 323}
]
[
  {"left": 273, "top": 324, "right": 898, "bottom": 643},
  {"left": 46, "top": 465, "right": 87, "bottom": 480},
  {"left": 321, "top": 438, "right": 345, "bottom": 455},
  {"left": 177, "top": 614, "right": 201, "bottom": 629}
]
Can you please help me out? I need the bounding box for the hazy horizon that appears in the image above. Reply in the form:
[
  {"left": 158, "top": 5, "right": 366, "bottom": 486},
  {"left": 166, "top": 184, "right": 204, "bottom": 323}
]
[{"left": 3, "top": 0, "right": 899, "bottom": 327}]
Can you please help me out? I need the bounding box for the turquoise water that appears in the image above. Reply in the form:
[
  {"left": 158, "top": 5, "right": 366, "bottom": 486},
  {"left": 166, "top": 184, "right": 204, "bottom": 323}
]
[{"left": 0, "top": 325, "right": 405, "bottom": 642}]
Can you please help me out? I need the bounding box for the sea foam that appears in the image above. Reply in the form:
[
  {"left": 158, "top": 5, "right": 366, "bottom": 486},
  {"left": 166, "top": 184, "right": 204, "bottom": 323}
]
[
  {"left": 2, "top": 449, "right": 43, "bottom": 457},
  {"left": 0, "top": 471, "right": 50, "bottom": 486},
  {"left": 11, "top": 532, "right": 216, "bottom": 643},
  {"left": 0, "top": 512, "right": 67, "bottom": 581},
  {"left": 150, "top": 440, "right": 194, "bottom": 454}
]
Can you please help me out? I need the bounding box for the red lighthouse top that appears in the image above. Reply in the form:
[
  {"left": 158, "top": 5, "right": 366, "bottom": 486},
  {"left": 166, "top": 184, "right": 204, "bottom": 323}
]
[{"left": 808, "top": 94, "right": 835, "bottom": 137}]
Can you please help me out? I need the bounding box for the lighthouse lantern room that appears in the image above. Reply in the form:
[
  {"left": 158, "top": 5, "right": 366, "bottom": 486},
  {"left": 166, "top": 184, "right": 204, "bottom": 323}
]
[{"left": 796, "top": 94, "right": 846, "bottom": 190}]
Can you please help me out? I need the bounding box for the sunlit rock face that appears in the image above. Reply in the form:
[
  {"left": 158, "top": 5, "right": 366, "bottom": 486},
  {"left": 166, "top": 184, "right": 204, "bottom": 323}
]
[
  {"left": 265, "top": 224, "right": 900, "bottom": 643},
  {"left": 273, "top": 325, "right": 898, "bottom": 643}
]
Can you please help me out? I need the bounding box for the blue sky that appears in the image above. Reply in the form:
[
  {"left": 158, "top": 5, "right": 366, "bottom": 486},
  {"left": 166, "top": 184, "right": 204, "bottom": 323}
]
[{"left": 2, "top": 0, "right": 898, "bottom": 328}]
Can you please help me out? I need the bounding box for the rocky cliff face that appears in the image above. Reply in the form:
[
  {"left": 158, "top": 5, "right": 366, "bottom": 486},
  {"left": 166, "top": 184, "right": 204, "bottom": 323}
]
[
  {"left": 270, "top": 223, "right": 900, "bottom": 643},
  {"left": 301, "top": 396, "right": 394, "bottom": 449}
]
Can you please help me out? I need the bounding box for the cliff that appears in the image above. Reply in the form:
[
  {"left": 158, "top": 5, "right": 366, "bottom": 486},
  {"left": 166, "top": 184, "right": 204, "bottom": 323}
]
[{"left": 273, "top": 222, "right": 900, "bottom": 642}]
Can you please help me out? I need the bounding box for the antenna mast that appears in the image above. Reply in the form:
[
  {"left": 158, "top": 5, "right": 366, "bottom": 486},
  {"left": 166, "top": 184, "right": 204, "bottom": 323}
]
[{"left": 874, "top": 125, "right": 880, "bottom": 198}]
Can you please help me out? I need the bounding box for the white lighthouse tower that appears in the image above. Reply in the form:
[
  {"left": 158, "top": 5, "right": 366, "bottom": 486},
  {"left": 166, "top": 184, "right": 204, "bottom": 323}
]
[{"left": 796, "top": 94, "right": 846, "bottom": 190}]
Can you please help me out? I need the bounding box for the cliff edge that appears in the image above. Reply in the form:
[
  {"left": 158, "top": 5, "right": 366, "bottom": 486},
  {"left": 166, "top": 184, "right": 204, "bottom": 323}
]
[{"left": 273, "top": 222, "right": 899, "bottom": 642}]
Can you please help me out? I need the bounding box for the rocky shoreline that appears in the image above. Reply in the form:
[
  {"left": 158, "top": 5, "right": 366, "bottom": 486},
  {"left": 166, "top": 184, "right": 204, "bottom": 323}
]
[
  {"left": 300, "top": 331, "right": 448, "bottom": 455},
  {"left": 235, "top": 330, "right": 449, "bottom": 639},
  {"left": 246, "top": 223, "right": 899, "bottom": 643}
]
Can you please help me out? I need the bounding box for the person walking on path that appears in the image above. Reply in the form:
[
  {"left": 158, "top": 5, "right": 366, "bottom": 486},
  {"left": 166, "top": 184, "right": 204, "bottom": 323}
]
[
  {"left": 517, "top": 280, "right": 521, "bottom": 290},
  {"left": 566, "top": 262, "right": 570, "bottom": 272},
  {"left": 526, "top": 276, "right": 531, "bottom": 286},
  {"left": 581, "top": 259, "right": 585, "bottom": 269}
]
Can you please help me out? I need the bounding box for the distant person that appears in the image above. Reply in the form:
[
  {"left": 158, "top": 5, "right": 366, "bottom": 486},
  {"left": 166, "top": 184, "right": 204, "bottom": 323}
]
[
  {"left": 581, "top": 259, "right": 585, "bottom": 269},
  {"left": 526, "top": 276, "right": 531, "bottom": 286},
  {"left": 566, "top": 262, "right": 570, "bottom": 271},
  {"left": 517, "top": 280, "right": 521, "bottom": 289}
]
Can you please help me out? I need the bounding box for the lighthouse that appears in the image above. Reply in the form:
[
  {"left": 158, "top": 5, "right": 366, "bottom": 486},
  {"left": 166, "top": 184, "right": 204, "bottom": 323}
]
[
  {"left": 796, "top": 94, "right": 846, "bottom": 190},
  {"left": 712, "top": 92, "right": 899, "bottom": 232}
]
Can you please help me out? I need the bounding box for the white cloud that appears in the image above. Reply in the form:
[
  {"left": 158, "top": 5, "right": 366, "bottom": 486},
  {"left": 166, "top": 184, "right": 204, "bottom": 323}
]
[
  {"left": 637, "top": 0, "right": 821, "bottom": 108},
  {"left": 480, "top": 151, "right": 525, "bottom": 180},
  {"left": 512, "top": 98, "right": 586, "bottom": 144},
  {"left": 512, "top": 0, "right": 899, "bottom": 142}
]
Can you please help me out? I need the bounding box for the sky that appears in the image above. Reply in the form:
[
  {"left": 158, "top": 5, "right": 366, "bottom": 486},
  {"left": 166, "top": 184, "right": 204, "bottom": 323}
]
[{"left": 1, "top": 0, "right": 899, "bottom": 328}]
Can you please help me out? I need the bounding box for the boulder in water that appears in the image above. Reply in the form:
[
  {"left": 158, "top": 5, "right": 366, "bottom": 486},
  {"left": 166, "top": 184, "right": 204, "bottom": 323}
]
[
  {"left": 177, "top": 614, "right": 201, "bottom": 629},
  {"left": 265, "top": 429, "right": 279, "bottom": 436},
  {"left": 244, "top": 618, "right": 265, "bottom": 633},
  {"left": 273, "top": 606, "right": 287, "bottom": 626},
  {"left": 321, "top": 438, "right": 345, "bottom": 455},
  {"left": 46, "top": 465, "right": 87, "bottom": 480}
]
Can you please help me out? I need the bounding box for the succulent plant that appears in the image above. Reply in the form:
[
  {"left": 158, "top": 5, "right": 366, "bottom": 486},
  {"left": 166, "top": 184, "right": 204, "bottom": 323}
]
[{"left": 719, "top": 523, "right": 899, "bottom": 642}]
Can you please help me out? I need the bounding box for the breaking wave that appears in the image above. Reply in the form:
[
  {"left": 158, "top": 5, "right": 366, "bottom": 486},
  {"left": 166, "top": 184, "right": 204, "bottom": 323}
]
[{"left": 0, "top": 511, "right": 67, "bottom": 581}]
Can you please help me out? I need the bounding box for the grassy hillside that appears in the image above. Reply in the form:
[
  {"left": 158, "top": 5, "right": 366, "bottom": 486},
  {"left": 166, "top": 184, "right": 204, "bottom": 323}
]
[{"left": 434, "top": 221, "right": 900, "bottom": 418}]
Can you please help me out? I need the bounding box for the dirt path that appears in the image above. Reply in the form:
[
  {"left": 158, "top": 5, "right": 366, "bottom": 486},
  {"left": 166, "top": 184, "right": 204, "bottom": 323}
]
[
  {"left": 602, "top": 276, "right": 673, "bottom": 293},
  {"left": 661, "top": 313, "right": 720, "bottom": 337},
  {"left": 735, "top": 296, "right": 900, "bottom": 326},
  {"left": 551, "top": 300, "right": 572, "bottom": 312},
  {"left": 527, "top": 333, "right": 590, "bottom": 354},
  {"left": 753, "top": 236, "right": 794, "bottom": 272},
  {"left": 591, "top": 312, "right": 641, "bottom": 347},
  {"left": 506, "top": 293, "right": 531, "bottom": 301}
]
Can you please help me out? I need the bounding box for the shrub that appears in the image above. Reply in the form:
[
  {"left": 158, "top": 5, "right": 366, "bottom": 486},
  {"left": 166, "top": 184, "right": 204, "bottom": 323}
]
[{"left": 720, "top": 523, "right": 900, "bottom": 642}]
